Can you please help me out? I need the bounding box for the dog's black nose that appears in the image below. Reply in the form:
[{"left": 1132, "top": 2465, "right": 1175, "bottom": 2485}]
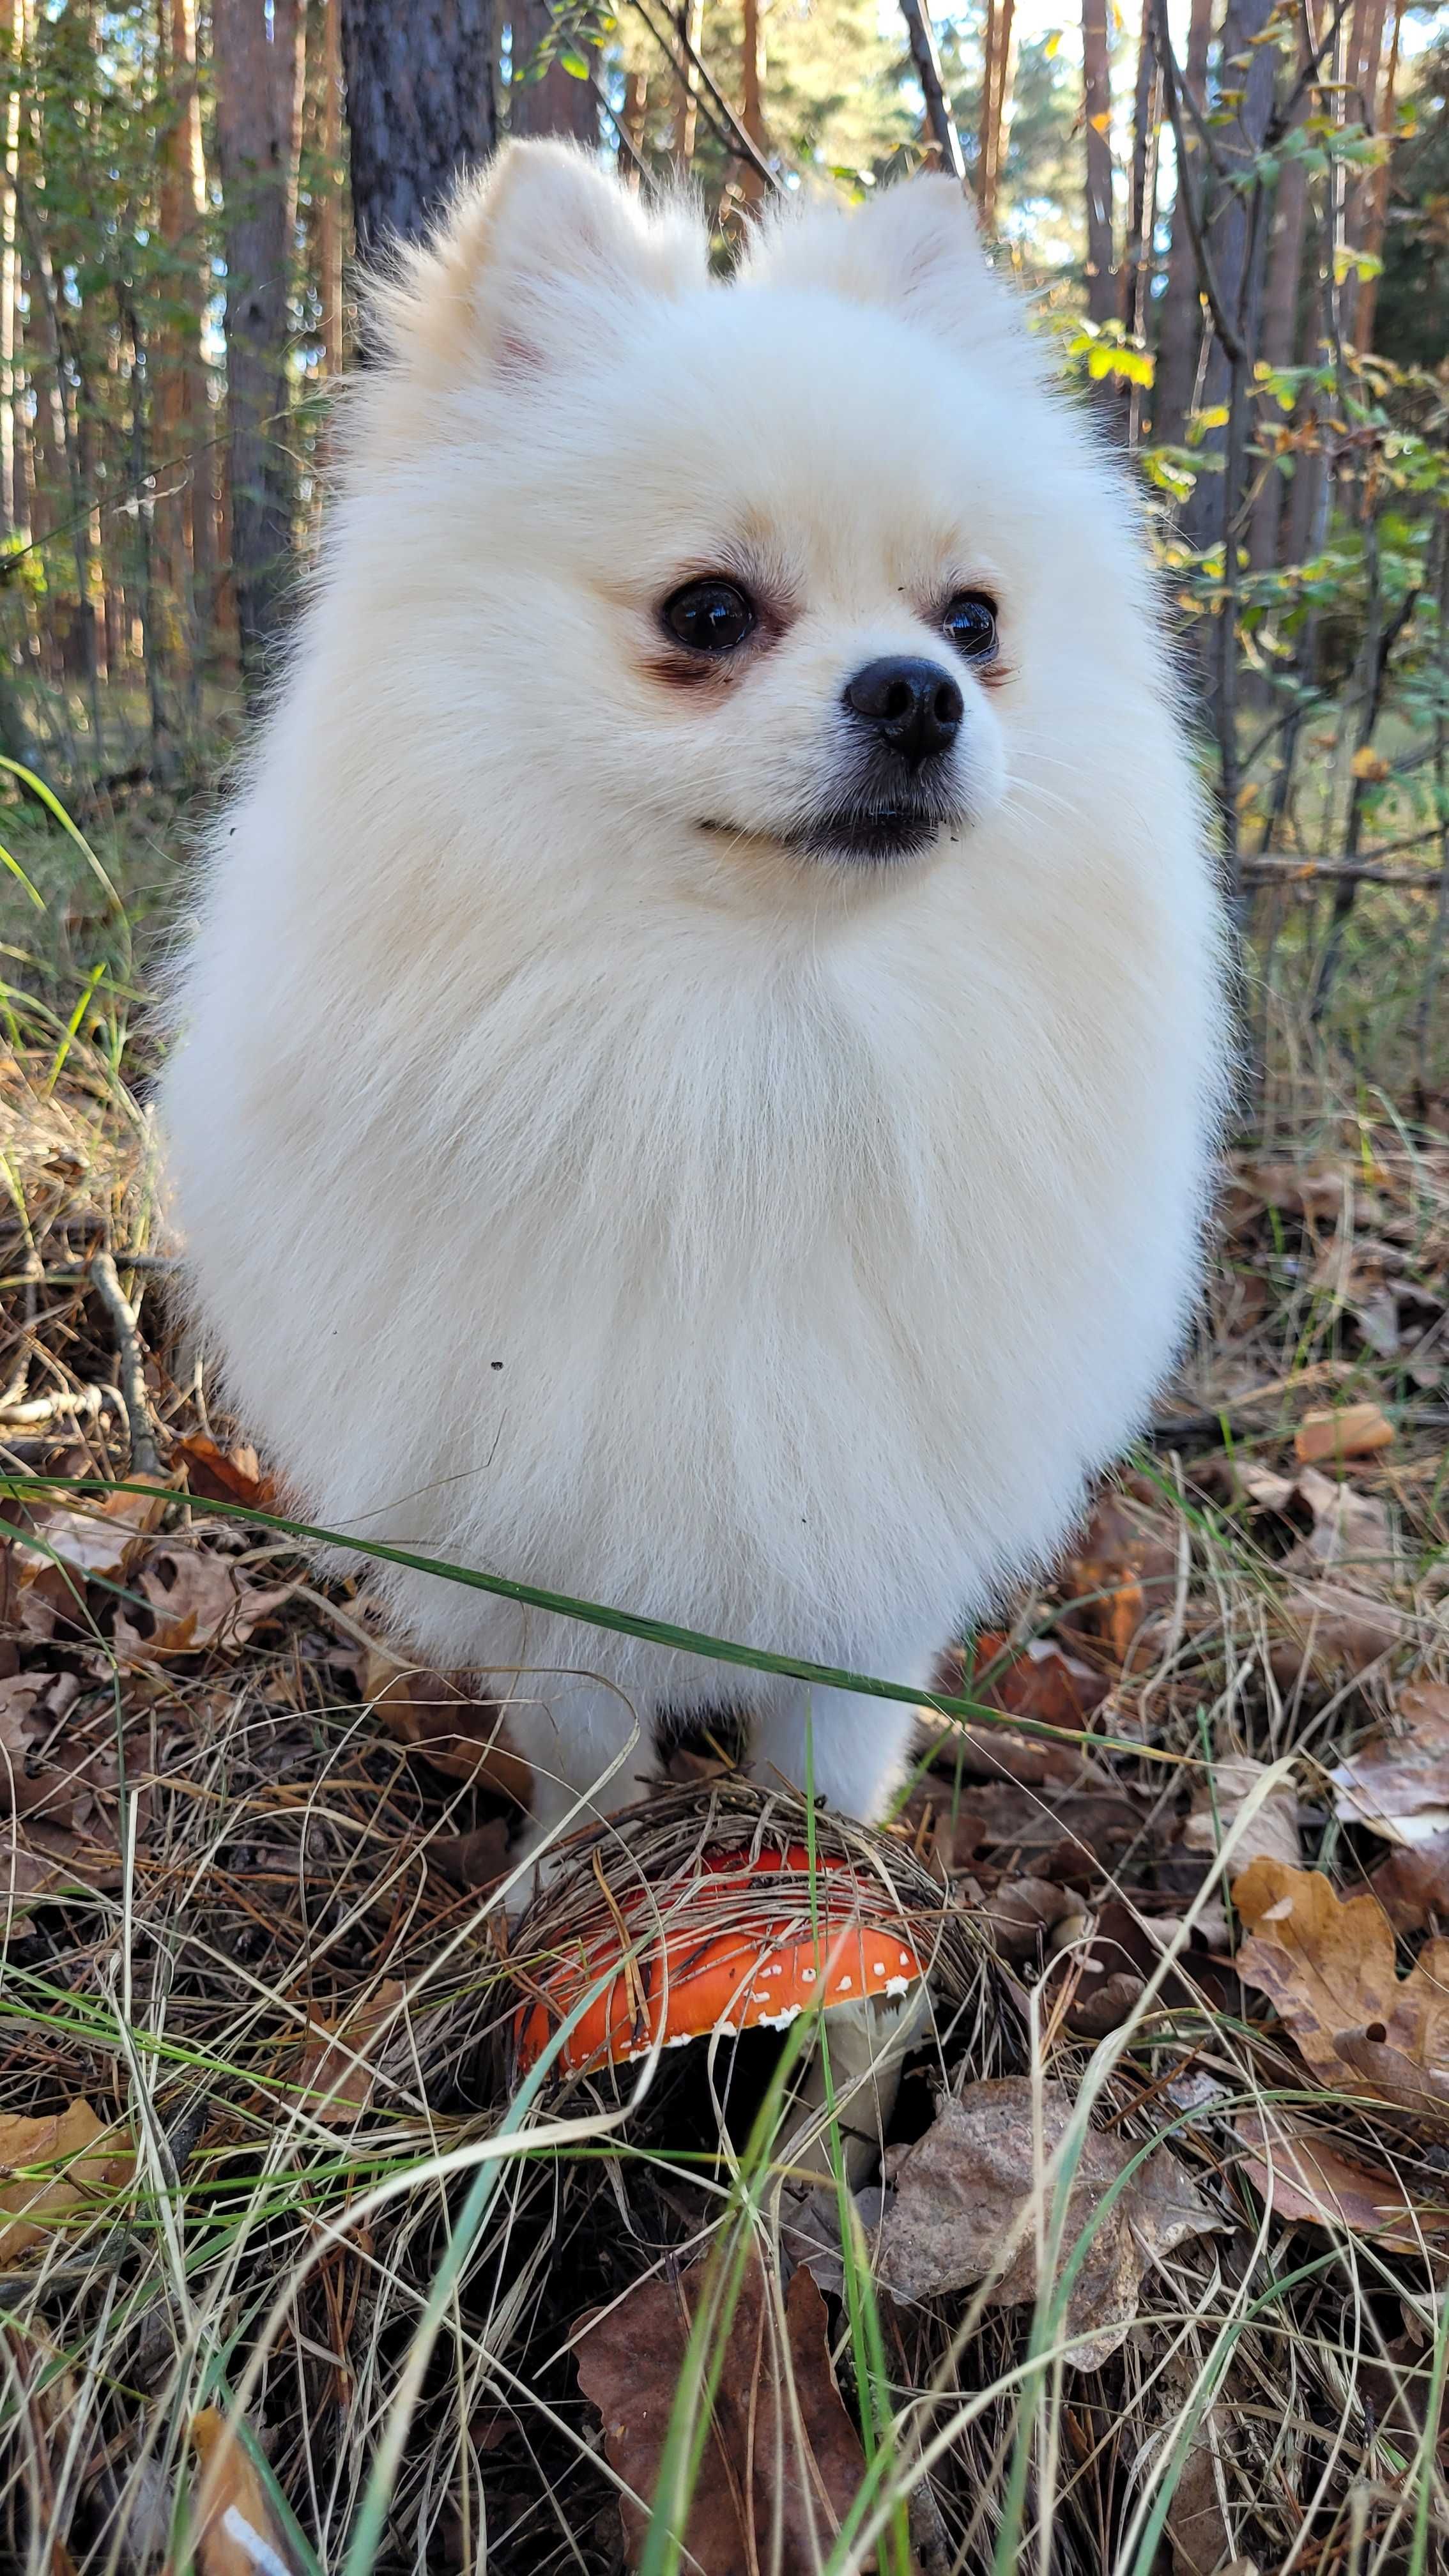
[{"left": 843, "top": 656, "right": 964, "bottom": 765}]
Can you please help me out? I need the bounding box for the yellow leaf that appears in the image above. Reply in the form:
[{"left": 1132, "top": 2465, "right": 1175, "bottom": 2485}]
[{"left": 1350, "top": 746, "right": 1389, "bottom": 782}]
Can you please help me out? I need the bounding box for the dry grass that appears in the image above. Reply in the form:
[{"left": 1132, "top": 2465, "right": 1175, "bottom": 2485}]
[{"left": 0, "top": 954, "right": 1445, "bottom": 2576}]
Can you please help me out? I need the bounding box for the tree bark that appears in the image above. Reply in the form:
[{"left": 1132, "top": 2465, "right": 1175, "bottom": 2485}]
[
  {"left": 319, "top": 0, "right": 344, "bottom": 375},
  {"left": 1151, "top": 0, "right": 1214, "bottom": 447},
  {"left": 510, "top": 0, "right": 597, "bottom": 144},
  {"left": 619, "top": 67, "right": 648, "bottom": 186},
  {"left": 1352, "top": 0, "right": 1403, "bottom": 354},
  {"left": 1081, "top": 0, "right": 1116, "bottom": 323},
  {"left": 899, "top": 0, "right": 966, "bottom": 182},
  {"left": 1179, "top": 0, "right": 1277, "bottom": 551},
  {"left": 0, "top": 0, "right": 22, "bottom": 540},
  {"left": 672, "top": 0, "right": 703, "bottom": 173},
  {"left": 738, "top": 0, "right": 767, "bottom": 206},
  {"left": 213, "top": 0, "right": 306, "bottom": 705},
  {"left": 1119, "top": 0, "right": 1159, "bottom": 440},
  {"left": 156, "top": 0, "right": 213, "bottom": 703},
  {"left": 1246, "top": 61, "right": 1310, "bottom": 571},
  {"left": 339, "top": 0, "right": 496, "bottom": 263}
]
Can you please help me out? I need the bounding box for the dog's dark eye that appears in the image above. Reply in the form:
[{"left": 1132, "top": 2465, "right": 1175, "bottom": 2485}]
[
  {"left": 663, "top": 579, "right": 756, "bottom": 654},
  {"left": 941, "top": 592, "right": 999, "bottom": 662}
]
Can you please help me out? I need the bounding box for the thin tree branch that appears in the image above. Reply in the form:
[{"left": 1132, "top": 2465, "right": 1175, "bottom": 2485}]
[{"left": 899, "top": 0, "right": 967, "bottom": 183}]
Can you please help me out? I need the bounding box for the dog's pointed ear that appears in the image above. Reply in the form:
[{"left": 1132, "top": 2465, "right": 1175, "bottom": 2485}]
[
  {"left": 741, "top": 175, "right": 1015, "bottom": 351},
  {"left": 369, "top": 142, "right": 706, "bottom": 383}
]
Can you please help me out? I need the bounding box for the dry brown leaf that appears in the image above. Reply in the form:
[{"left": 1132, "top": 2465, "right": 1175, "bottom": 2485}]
[
  {"left": 0, "top": 1820, "right": 87, "bottom": 1915},
  {"left": 0, "top": 1671, "right": 84, "bottom": 1825},
  {"left": 363, "top": 1645, "right": 532, "bottom": 1805},
  {"left": 1234, "top": 2108, "right": 1443, "bottom": 2248},
  {"left": 1061, "top": 1493, "right": 1180, "bottom": 1669},
  {"left": 1294, "top": 1402, "right": 1395, "bottom": 1464},
  {"left": 1283, "top": 1468, "right": 1397, "bottom": 1588},
  {"left": 190, "top": 2407, "right": 307, "bottom": 2576},
  {"left": 1330, "top": 1685, "right": 1449, "bottom": 1844},
  {"left": 1275, "top": 1580, "right": 1413, "bottom": 1683},
  {"left": 13, "top": 1482, "right": 165, "bottom": 1597},
  {"left": 0, "top": 2098, "right": 132, "bottom": 2258},
  {"left": 1234, "top": 1858, "right": 1449, "bottom": 2125},
  {"left": 978, "top": 1876, "right": 1079, "bottom": 1961},
  {"left": 112, "top": 1543, "right": 293, "bottom": 1662},
  {"left": 173, "top": 1433, "right": 278, "bottom": 1514},
  {"left": 873, "top": 2079, "right": 1223, "bottom": 2370},
  {"left": 1370, "top": 1834, "right": 1449, "bottom": 1935},
  {"left": 574, "top": 2251, "right": 867, "bottom": 2573},
  {"left": 931, "top": 1630, "right": 1111, "bottom": 1755},
  {"left": 293, "top": 1979, "right": 406, "bottom": 2124},
  {"left": 1183, "top": 1758, "right": 1301, "bottom": 1876}
]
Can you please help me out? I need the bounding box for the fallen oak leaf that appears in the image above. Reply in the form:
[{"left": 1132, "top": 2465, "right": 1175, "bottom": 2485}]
[
  {"left": 1273, "top": 1579, "right": 1413, "bottom": 1685},
  {"left": 363, "top": 1645, "right": 532, "bottom": 1805},
  {"left": 1234, "top": 2106, "right": 1443, "bottom": 2248},
  {"left": 1183, "top": 1756, "right": 1301, "bottom": 1876},
  {"left": 172, "top": 1432, "right": 278, "bottom": 1514},
  {"left": 574, "top": 2249, "right": 867, "bottom": 2574},
  {"left": 0, "top": 2099, "right": 132, "bottom": 2259},
  {"left": 873, "top": 2078, "right": 1224, "bottom": 2370},
  {"left": 12, "top": 1482, "right": 165, "bottom": 1598},
  {"left": 1330, "top": 1685, "right": 1449, "bottom": 1846},
  {"left": 112, "top": 1543, "right": 293, "bottom": 1661},
  {"left": 1282, "top": 1468, "right": 1398, "bottom": 1588},
  {"left": 1234, "top": 1857, "right": 1449, "bottom": 2126}
]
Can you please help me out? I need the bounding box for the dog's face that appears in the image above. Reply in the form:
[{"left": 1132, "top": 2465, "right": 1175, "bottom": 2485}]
[{"left": 356, "top": 148, "right": 1154, "bottom": 912}]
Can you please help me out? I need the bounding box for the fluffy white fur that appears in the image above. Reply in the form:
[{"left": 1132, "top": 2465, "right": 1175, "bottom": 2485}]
[{"left": 161, "top": 145, "right": 1227, "bottom": 1885}]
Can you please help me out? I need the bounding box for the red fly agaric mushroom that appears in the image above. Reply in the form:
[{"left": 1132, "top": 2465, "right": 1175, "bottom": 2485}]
[{"left": 515, "top": 1839, "right": 931, "bottom": 2182}]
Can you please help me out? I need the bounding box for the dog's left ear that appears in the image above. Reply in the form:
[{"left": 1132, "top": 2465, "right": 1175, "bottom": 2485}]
[{"left": 741, "top": 175, "right": 1013, "bottom": 351}]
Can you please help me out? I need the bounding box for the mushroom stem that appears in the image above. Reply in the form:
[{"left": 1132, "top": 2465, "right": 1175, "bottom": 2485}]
[{"left": 781, "top": 1982, "right": 931, "bottom": 2188}]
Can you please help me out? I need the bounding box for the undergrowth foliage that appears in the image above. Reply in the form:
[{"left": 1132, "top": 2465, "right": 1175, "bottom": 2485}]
[{"left": 0, "top": 871, "right": 1443, "bottom": 2576}]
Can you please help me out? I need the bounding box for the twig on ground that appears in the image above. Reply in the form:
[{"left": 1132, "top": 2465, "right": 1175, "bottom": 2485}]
[
  {"left": 89, "top": 1250, "right": 162, "bottom": 1479},
  {"left": 0, "top": 1380, "right": 121, "bottom": 1429}
]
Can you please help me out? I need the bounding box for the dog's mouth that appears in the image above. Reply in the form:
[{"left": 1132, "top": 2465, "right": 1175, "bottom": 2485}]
[{"left": 700, "top": 804, "right": 962, "bottom": 865}]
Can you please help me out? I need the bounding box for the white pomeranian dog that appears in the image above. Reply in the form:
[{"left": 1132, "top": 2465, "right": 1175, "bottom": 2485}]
[{"left": 162, "top": 143, "right": 1226, "bottom": 1890}]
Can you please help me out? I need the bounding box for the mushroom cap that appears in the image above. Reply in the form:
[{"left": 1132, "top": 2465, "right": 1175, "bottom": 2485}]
[{"left": 516, "top": 1843, "right": 926, "bottom": 2076}]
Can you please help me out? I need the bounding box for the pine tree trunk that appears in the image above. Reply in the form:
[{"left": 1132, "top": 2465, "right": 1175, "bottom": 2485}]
[
  {"left": 510, "top": 0, "right": 596, "bottom": 142},
  {"left": 1119, "top": 0, "right": 1159, "bottom": 439},
  {"left": 1081, "top": 0, "right": 1116, "bottom": 324},
  {"left": 0, "top": 0, "right": 22, "bottom": 540},
  {"left": 213, "top": 0, "right": 306, "bottom": 707},
  {"left": 157, "top": 0, "right": 212, "bottom": 706},
  {"left": 620, "top": 68, "right": 648, "bottom": 185},
  {"left": 1352, "top": 0, "right": 1404, "bottom": 354},
  {"left": 1178, "top": 0, "right": 1276, "bottom": 552},
  {"left": 739, "top": 0, "right": 767, "bottom": 206},
  {"left": 1152, "top": 0, "right": 1215, "bottom": 448},
  {"left": 339, "top": 0, "right": 496, "bottom": 263},
  {"left": 319, "top": 0, "right": 344, "bottom": 375},
  {"left": 673, "top": 0, "right": 703, "bottom": 174},
  {"left": 977, "top": 0, "right": 1015, "bottom": 229},
  {"left": 1247, "top": 83, "right": 1310, "bottom": 570}
]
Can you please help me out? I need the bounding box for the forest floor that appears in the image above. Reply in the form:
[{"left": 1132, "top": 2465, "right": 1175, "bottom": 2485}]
[{"left": 0, "top": 854, "right": 1446, "bottom": 2574}]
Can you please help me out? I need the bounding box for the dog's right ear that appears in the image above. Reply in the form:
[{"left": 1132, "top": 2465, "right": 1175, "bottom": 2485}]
[{"left": 367, "top": 142, "right": 706, "bottom": 385}]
